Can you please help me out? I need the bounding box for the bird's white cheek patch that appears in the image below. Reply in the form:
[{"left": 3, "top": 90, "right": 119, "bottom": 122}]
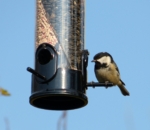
[{"left": 97, "top": 56, "right": 111, "bottom": 65}]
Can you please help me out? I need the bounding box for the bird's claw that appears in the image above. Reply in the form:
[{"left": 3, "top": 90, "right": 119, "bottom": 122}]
[
  {"left": 90, "top": 81, "right": 95, "bottom": 88},
  {"left": 105, "top": 81, "right": 109, "bottom": 89}
]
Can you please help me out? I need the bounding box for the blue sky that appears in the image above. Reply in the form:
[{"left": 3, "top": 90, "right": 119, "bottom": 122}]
[{"left": 0, "top": 0, "right": 150, "bottom": 130}]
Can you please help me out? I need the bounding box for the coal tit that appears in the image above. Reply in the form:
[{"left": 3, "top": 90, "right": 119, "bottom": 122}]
[{"left": 92, "top": 52, "right": 130, "bottom": 96}]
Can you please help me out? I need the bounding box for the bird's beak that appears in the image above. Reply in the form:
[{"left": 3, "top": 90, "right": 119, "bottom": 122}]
[{"left": 91, "top": 60, "right": 96, "bottom": 62}]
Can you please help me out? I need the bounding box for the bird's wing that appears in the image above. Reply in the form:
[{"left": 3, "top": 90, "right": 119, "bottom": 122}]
[
  {"left": 114, "top": 62, "right": 126, "bottom": 86},
  {"left": 114, "top": 61, "right": 120, "bottom": 75}
]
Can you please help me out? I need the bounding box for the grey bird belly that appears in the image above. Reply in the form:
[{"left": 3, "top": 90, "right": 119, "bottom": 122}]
[
  {"left": 95, "top": 67, "right": 119, "bottom": 85},
  {"left": 95, "top": 68, "right": 108, "bottom": 82}
]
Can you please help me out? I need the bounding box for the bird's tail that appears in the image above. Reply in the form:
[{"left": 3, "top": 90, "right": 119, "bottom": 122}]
[{"left": 118, "top": 80, "right": 130, "bottom": 96}]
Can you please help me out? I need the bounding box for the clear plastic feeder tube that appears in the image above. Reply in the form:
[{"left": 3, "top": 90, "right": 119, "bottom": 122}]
[{"left": 36, "top": 0, "right": 85, "bottom": 70}]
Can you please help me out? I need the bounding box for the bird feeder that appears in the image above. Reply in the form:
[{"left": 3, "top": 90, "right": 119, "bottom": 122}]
[
  {"left": 27, "top": 0, "right": 113, "bottom": 110},
  {"left": 27, "top": 0, "right": 88, "bottom": 110}
]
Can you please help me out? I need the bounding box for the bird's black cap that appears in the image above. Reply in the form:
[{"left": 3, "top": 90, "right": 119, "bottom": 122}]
[{"left": 93, "top": 52, "right": 113, "bottom": 60}]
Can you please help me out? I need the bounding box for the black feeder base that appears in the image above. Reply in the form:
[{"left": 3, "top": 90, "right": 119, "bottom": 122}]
[
  {"left": 30, "top": 90, "right": 88, "bottom": 110},
  {"left": 29, "top": 68, "right": 88, "bottom": 110}
]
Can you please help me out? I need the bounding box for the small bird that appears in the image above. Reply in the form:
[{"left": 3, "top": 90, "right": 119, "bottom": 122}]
[{"left": 92, "top": 52, "right": 130, "bottom": 96}]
